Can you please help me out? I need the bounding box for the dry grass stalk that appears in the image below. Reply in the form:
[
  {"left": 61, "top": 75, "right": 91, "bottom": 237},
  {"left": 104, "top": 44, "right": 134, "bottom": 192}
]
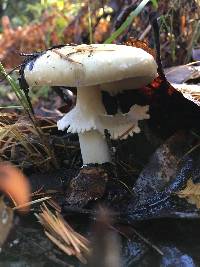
[
  {"left": 47, "top": 198, "right": 62, "bottom": 213},
  {"left": 35, "top": 204, "right": 91, "bottom": 264},
  {"left": 0, "top": 112, "right": 57, "bottom": 167}
]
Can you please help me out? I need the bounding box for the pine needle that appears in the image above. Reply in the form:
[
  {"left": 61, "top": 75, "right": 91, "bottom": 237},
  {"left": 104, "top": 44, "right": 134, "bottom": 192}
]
[
  {"left": 35, "top": 204, "right": 91, "bottom": 264},
  {"left": 13, "top": 196, "right": 51, "bottom": 210}
]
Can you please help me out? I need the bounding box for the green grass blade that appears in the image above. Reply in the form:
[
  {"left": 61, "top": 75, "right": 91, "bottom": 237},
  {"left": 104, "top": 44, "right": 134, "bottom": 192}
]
[
  {"left": 151, "top": 0, "right": 158, "bottom": 9},
  {"left": 104, "top": 0, "right": 152, "bottom": 44},
  {"left": 88, "top": 0, "right": 93, "bottom": 44},
  {"left": 0, "top": 63, "right": 31, "bottom": 112}
]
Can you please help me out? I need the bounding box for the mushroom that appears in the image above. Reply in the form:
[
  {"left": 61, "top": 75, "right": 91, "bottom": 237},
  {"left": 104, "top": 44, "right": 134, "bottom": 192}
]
[{"left": 21, "top": 44, "right": 157, "bottom": 166}]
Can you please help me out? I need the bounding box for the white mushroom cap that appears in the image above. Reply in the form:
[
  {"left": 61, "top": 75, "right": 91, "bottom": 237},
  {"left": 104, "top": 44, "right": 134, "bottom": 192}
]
[{"left": 23, "top": 44, "right": 157, "bottom": 93}]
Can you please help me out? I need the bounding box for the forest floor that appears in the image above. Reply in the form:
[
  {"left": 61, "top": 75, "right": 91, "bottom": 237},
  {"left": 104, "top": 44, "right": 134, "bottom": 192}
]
[{"left": 0, "top": 1, "right": 200, "bottom": 266}]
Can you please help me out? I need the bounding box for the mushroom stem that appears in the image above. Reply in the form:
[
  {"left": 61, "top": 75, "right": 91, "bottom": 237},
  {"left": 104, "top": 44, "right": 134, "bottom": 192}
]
[
  {"left": 57, "top": 85, "right": 111, "bottom": 164},
  {"left": 74, "top": 86, "right": 111, "bottom": 164},
  {"left": 57, "top": 85, "right": 107, "bottom": 132},
  {"left": 79, "top": 130, "right": 111, "bottom": 165}
]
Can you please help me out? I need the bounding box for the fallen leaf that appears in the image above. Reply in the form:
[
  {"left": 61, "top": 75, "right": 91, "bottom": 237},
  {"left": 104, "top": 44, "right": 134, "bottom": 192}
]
[
  {"left": 0, "top": 162, "right": 31, "bottom": 212},
  {"left": 177, "top": 179, "right": 200, "bottom": 208},
  {"left": 165, "top": 65, "right": 200, "bottom": 84},
  {"left": 127, "top": 131, "right": 199, "bottom": 221},
  {"left": 192, "top": 48, "right": 200, "bottom": 62},
  {"left": 171, "top": 83, "right": 200, "bottom": 106}
]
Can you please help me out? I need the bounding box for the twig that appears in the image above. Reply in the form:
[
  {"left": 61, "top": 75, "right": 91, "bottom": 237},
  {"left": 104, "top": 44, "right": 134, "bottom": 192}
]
[
  {"left": 139, "top": 24, "right": 152, "bottom": 40},
  {"left": 131, "top": 227, "right": 164, "bottom": 256},
  {"left": 108, "top": 223, "right": 163, "bottom": 256},
  {"left": 113, "top": 1, "right": 137, "bottom": 31},
  {"left": 149, "top": 12, "right": 168, "bottom": 84}
]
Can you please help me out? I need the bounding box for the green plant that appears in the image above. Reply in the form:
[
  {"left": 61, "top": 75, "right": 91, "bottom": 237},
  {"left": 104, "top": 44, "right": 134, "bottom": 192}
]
[
  {"left": 104, "top": 0, "right": 157, "bottom": 44},
  {"left": 0, "top": 63, "right": 32, "bottom": 115}
]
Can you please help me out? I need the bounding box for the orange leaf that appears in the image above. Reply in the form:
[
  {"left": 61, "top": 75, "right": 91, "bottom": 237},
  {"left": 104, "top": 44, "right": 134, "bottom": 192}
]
[{"left": 0, "top": 163, "right": 31, "bottom": 212}]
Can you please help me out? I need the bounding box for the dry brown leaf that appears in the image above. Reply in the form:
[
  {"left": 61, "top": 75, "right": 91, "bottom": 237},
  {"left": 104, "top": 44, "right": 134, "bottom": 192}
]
[
  {"left": 125, "top": 37, "right": 155, "bottom": 58},
  {"left": 177, "top": 178, "right": 200, "bottom": 208}
]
